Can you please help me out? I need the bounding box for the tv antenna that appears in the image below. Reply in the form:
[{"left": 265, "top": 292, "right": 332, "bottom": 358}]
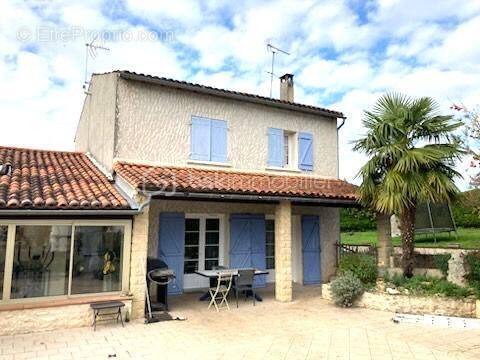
[
  {"left": 83, "top": 35, "right": 110, "bottom": 93},
  {"left": 267, "top": 42, "right": 290, "bottom": 98}
]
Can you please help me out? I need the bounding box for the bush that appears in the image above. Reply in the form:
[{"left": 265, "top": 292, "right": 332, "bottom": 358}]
[
  {"left": 452, "top": 190, "right": 480, "bottom": 228},
  {"left": 340, "top": 208, "right": 376, "bottom": 232},
  {"left": 386, "top": 275, "right": 473, "bottom": 298},
  {"left": 330, "top": 272, "right": 364, "bottom": 307},
  {"left": 433, "top": 254, "right": 451, "bottom": 277},
  {"left": 339, "top": 254, "right": 378, "bottom": 286},
  {"left": 466, "top": 252, "right": 480, "bottom": 283}
]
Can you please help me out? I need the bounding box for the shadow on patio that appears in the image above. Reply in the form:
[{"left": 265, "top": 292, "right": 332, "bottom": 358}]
[{"left": 167, "top": 283, "right": 324, "bottom": 317}]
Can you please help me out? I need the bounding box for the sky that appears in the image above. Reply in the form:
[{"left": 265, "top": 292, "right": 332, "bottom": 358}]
[{"left": 1, "top": 0, "right": 480, "bottom": 189}]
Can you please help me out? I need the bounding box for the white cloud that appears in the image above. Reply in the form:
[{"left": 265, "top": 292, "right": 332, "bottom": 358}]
[
  {"left": 421, "top": 15, "right": 480, "bottom": 70},
  {"left": 298, "top": 58, "right": 373, "bottom": 93},
  {"left": 1, "top": 0, "right": 480, "bottom": 190},
  {"left": 124, "top": 0, "right": 203, "bottom": 26}
]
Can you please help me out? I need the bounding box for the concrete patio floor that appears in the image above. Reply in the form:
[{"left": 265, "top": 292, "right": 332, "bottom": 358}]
[{"left": 1, "top": 285, "right": 480, "bottom": 359}]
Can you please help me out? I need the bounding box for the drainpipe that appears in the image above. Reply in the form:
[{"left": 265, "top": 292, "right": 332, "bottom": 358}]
[
  {"left": 335, "top": 116, "right": 346, "bottom": 270},
  {"left": 336, "top": 117, "right": 346, "bottom": 179}
]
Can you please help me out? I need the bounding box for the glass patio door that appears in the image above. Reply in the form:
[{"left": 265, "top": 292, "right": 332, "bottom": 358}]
[{"left": 183, "top": 215, "right": 223, "bottom": 290}]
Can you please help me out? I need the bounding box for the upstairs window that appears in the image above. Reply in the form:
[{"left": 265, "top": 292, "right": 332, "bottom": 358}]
[
  {"left": 268, "top": 128, "right": 313, "bottom": 171},
  {"left": 190, "top": 116, "right": 227, "bottom": 163}
]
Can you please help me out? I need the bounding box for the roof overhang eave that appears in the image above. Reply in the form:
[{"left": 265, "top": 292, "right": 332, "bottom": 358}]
[
  {"left": 0, "top": 209, "right": 139, "bottom": 216},
  {"left": 143, "top": 189, "right": 359, "bottom": 207}
]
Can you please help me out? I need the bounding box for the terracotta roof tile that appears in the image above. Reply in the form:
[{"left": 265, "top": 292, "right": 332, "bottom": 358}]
[
  {"left": 0, "top": 146, "right": 130, "bottom": 210},
  {"left": 114, "top": 162, "right": 358, "bottom": 201}
]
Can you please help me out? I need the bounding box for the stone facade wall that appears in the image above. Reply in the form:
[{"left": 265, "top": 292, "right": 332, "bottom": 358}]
[
  {"left": 275, "top": 201, "right": 293, "bottom": 302},
  {"left": 74, "top": 73, "right": 118, "bottom": 170},
  {"left": 0, "top": 300, "right": 132, "bottom": 336},
  {"left": 129, "top": 205, "right": 150, "bottom": 319},
  {"left": 114, "top": 77, "right": 339, "bottom": 177},
  {"left": 322, "top": 284, "right": 477, "bottom": 318}
]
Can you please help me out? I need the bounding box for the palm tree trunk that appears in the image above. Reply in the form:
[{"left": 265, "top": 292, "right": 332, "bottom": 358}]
[
  {"left": 399, "top": 206, "right": 416, "bottom": 278},
  {"left": 376, "top": 212, "right": 392, "bottom": 276}
]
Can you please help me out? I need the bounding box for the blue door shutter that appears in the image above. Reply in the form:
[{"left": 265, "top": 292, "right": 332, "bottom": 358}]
[
  {"left": 229, "top": 215, "right": 252, "bottom": 270},
  {"left": 249, "top": 215, "right": 266, "bottom": 288},
  {"left": 302, "top": 215, "right": 321, "bottom": 285},
  {"left": 298, "top": 132, "right": 313, "bottom": 171},
  {"left": 229, "top": 214, "right": 266, "bottom": 288},
  {"left": 210, "top": 119, "right": 227, "bottom": 162},
  {"left": 158, "top": 212, "right": 185, "bottom": 295},
  {"left": 190, "top": 116, "right": 211, "bottom": 161},
  {"left": 268, "top": 128, "right": 284, "bottom": 167}
]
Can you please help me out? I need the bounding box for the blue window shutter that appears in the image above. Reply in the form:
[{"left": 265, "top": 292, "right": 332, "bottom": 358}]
[
  {"left": 268, "top": 128, "right": 284, "bottom": 167},
  {"left": 210, "top": 119, "right": 227, "bottom": 162},
  {"left": 298, "top": 132, "right": 313, "bottom": 171},
  {"left": 158, "top": 212, "right": 185, "bottom": 295},
  {"left": 190, "top": 116, "right": 211, "bottom": 161}
]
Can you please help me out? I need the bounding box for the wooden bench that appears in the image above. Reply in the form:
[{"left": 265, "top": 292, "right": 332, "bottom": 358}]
[{"left": 90, "top": 301, "right": 125, "bottom": 331}]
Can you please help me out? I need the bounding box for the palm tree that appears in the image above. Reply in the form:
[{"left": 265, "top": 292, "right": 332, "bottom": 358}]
[{"left": 354, "top": 93, "right": 463, "bottom": 277}]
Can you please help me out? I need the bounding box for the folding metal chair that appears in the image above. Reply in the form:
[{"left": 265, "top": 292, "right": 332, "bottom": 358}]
[{"left": 208, "top": 272, "right": 233, "bottom": 312}]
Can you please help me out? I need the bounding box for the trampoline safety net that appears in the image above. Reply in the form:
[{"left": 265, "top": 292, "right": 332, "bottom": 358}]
[{"left": 415, "top": 202, "right": 456, "bottom": 235}]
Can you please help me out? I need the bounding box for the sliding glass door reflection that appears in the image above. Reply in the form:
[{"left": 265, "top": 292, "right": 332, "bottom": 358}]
[
  {"left": 71, "top": 226, "right": 124, "bottom": 294},
  {"left": 0, "top": 226, "right": 7, "bottom": 299},
  {"left": 11, "top": 226, "right": 71, "bottom": 299}
]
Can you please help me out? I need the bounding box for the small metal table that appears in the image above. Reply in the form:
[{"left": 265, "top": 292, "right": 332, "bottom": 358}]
[
  {"left": 90, "top": 301, "right": 125, "bottom": 331},
  {"left": 195, "top": 269, "right": 269, "bottom": 302}
]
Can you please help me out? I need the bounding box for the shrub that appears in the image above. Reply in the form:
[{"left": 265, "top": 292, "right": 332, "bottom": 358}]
[
  {"left": 466, "top": 252, "right": 480, "bottom": 283},
  {"left": 386, "top": 275, "right": 473, "bottom": 298},
  {"left": 330, "top": 272, "right": 364, "bottom": 307},
  {"left": 452, "top": 190, "right": 480, "bottom": 228},
  {"left": 340, "top": 208, "right": 376, "bottom": 232},
  {"left": 339, "top": 254, "right": 378, "bottom": 286},
  {"left": 433, "top": 254, "right": 451, "bottom": 277}
]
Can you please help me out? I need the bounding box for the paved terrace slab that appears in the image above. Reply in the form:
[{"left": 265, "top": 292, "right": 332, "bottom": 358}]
[{"left": 1, "top": 285, "right": 479, "bottom": 360}]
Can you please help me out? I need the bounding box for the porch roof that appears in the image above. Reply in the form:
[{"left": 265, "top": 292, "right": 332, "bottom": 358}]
[{"left": 114, "top": 162, "right": 358, "bottom": 205}]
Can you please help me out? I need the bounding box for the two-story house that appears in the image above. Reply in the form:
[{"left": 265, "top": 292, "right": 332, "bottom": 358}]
[
  {"left": 0, "top": 70, "right": 357, "bottom": 335},
  {"left": 75, "top": 71, "right": 357, "bottom": 318}
]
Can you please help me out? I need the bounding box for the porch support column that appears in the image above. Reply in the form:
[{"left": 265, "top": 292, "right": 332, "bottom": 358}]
[
  {"left": 376, "top": 212, "right": 392, "bottom": 276},
  {"left": 129, "top": 204, "right": 150, "bottom": 319},
  {"left": 275, "top": 200, "right": 293, "bottom": 302}
]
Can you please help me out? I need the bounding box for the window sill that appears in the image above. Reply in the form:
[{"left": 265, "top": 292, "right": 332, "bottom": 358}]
[
  {"left": 0, "top": 293, "right": 133, "bottom": 312},
  {"left": 265, "top": 166, "right": 302, "bottom": 173},
  {"left": 187, "top": 160, "right": 232, "bottom": 168}
]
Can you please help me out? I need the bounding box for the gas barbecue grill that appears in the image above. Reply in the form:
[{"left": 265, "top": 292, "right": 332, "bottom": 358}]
[{"left": 146, "top": 257, "right": 176, "bottom": 312}]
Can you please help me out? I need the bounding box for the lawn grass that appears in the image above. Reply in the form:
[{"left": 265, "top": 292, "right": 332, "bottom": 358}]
[{"left": 341, "top": 227, "right": 480, "bottom": 249}]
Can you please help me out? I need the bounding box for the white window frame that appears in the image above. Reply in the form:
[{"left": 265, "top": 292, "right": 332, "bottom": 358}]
[
  {"left": 265, "top": 218, "right": 275, "bottom": 270},
  {"left": 0, "top": 219, "right": 131, "bottom": 304},
  {"left": 265, "top": 215, "right": 276, "bottom": 283},
  {"left": 283, "top": 131, "right": 297, "bottom": 169},
  {"left": 184, "top": 214, "right": 225, "bottom": 273}
]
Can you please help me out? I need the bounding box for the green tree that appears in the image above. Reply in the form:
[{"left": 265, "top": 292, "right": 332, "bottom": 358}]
[{"left": 354, "top": 93, "right": 463, "bottom": 277}]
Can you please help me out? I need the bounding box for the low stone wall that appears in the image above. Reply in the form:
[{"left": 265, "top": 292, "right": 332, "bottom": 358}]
[
  {"left": 322, "top": 284, "right": 478, "bottom": 318},
  {"left": 0, "top": 300, "right": 132, "bottom": 336}
]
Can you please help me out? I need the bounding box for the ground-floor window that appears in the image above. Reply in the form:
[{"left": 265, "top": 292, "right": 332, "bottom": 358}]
[
  {"left": 12, "top": 225, "right": 71, "bottom": 299},
  {"left": 265, "top": 219, "right": 275, "bottom": 269},
  {"left": 71, "top": 226, "right": 124, "bottom": 294},
  {"left": 184, "top": 216, "right": 222, "bottom": 274},
  {"left": 0, "top": 226, "right": 7, "bottom": 299},
  {"left": 0, "top": 221, "right": 130, "bottom": 303}
]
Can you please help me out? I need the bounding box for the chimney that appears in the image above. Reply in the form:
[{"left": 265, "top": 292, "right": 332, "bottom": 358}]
[{"left": 279, "top": 73, "right": 294, "bottom": 102}]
